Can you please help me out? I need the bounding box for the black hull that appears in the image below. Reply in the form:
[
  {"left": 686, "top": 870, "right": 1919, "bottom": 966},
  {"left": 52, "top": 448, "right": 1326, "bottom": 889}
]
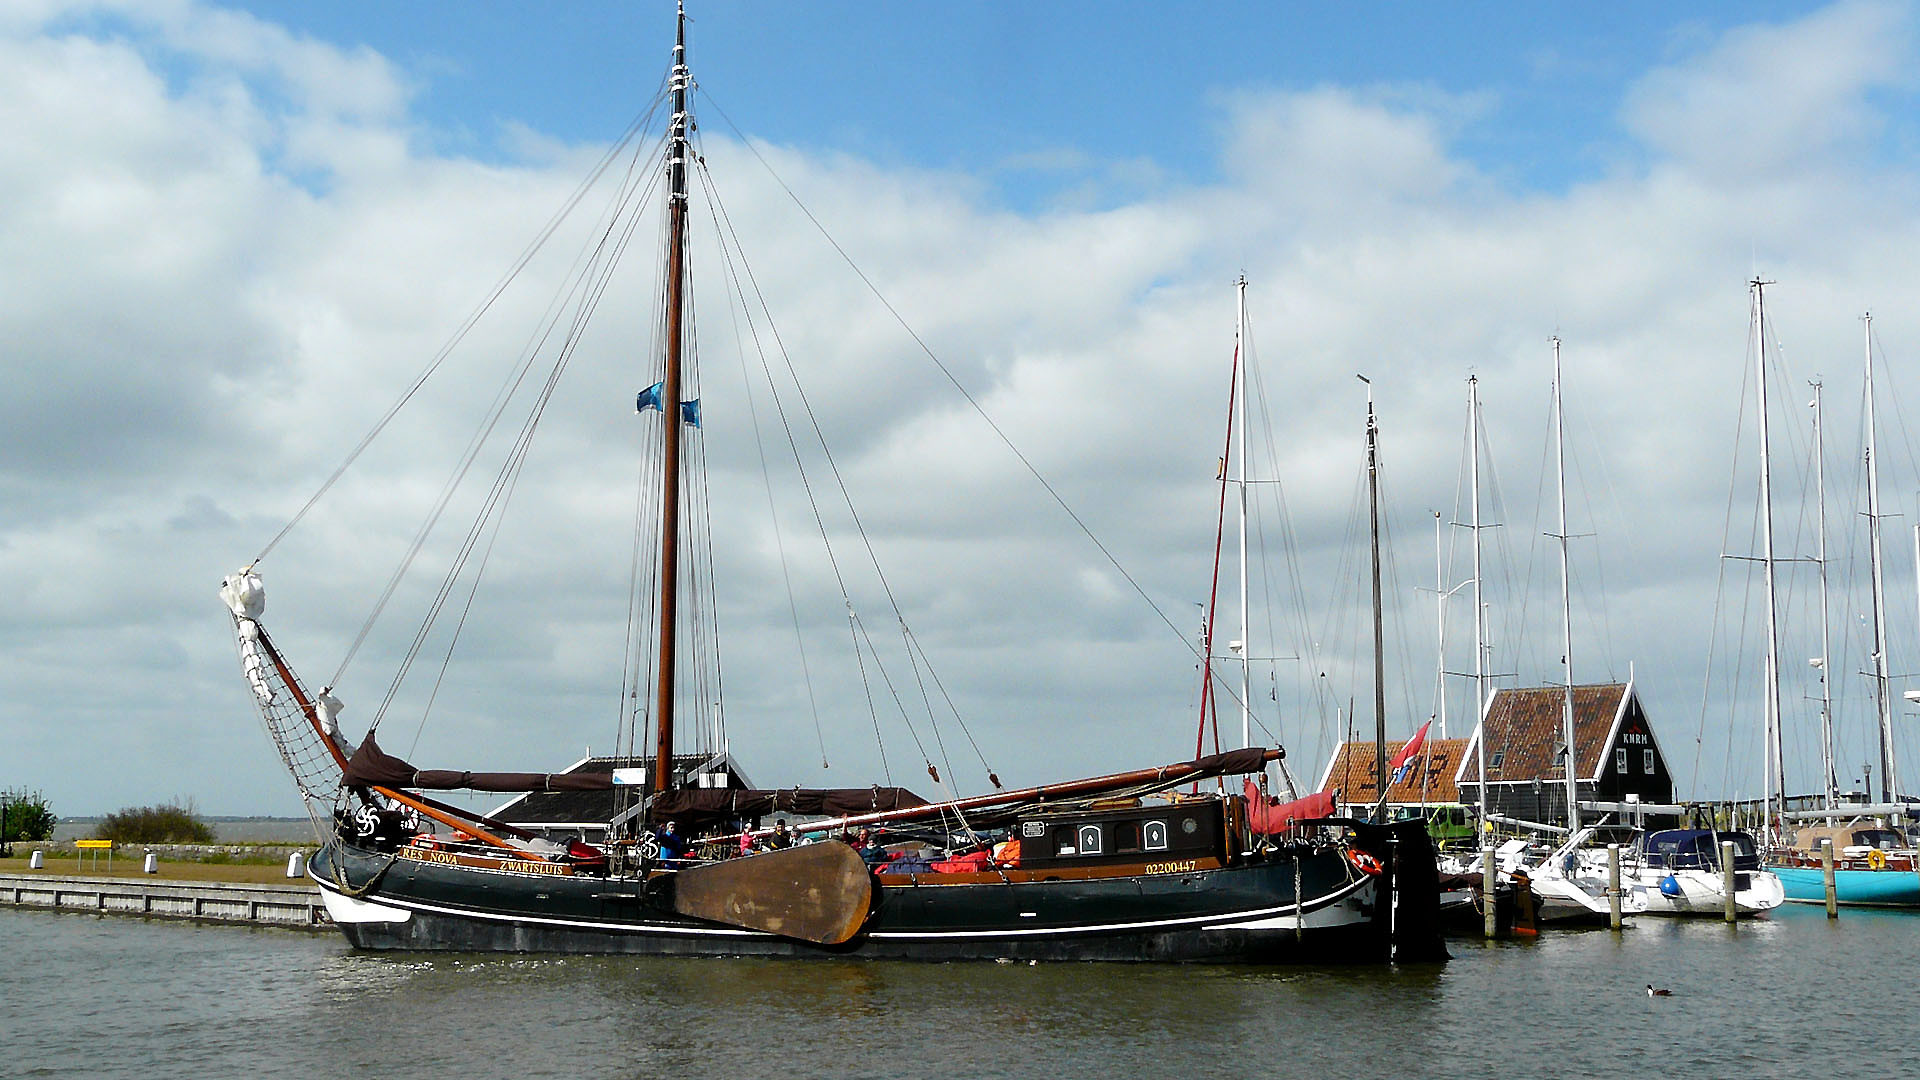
[{"left": 311, "top": 823, "right": 1445, "bottom": 964}]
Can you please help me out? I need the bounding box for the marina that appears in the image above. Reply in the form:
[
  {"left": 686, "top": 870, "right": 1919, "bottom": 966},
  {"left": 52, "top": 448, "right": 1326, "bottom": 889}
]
[{"left": 10, "top": 3, "right": 1920, "bottom": 1076}]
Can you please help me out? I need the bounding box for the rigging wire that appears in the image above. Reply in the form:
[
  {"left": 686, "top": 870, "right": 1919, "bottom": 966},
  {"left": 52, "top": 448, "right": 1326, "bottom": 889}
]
[
  {"left": 251, "top": 93, "right": 670, "bottom": 568},
  {"left": 365, "top": 124, "right": 665, "bottom": 733},
  {"left": 694, "top": 166, "right": 831, "bottom": 767},
  {"left": 700, "top": 93, "right": 1207, "bottom": 671},
  {"left": 692, "top": 150, "right": 985, "bottom": 784}
]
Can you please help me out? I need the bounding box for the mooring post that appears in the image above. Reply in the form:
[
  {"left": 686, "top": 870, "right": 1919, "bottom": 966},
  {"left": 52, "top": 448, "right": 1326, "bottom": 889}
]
[
  {"left": 1607, "top": 843, "right": 1622, "bottom": 930},
  {"left": 1293, "top": 854, "right": 1303, "bottom": 943},
  {"left": 1820, "top": 837, "right": 1837, "bottom": 918},
  {"left": 1482, "top": 846, "right": 1497, "bottom": 939},
  {"left": 1721, "top": 839, "right": 1738, "bottom": 924}
]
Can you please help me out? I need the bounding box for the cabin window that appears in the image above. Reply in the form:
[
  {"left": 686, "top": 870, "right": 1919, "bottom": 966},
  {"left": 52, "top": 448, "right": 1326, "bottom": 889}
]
[
  {"left": 1616, "top": 748, "right": 1628, "bottom": 774},
  {"left": 1078, "top": 824, "right": 1104, "bottom": 855},
  {"left": 1644, "top": 749, "right": 1656, "bottom": 774},
  {"left": 1143, "top": 820, "right": 1169, "bottom": 851},
  {"left": 1115, "top": 822, "right": 1143, "bottom": 852},
  {"left": 1055, "top": 831, "right": 1076, "bottom": 856}
]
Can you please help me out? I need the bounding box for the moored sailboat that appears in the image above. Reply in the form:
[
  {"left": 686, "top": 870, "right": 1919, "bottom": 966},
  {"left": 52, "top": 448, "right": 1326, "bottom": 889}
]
[
  {"left": 223, "top": 8, "right": 1444, "bottom": 962},
  {"left": 1768, "top": 309, "right": 1920, "bottom": 907}
]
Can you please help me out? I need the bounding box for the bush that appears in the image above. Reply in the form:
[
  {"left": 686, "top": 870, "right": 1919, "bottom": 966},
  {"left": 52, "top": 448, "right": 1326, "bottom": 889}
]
[
  {"left": 97, "top": 802, "right": 215, "bottom": 845},
  {"left": 2, "top": 790, "right": 56, "bottom": 842}
]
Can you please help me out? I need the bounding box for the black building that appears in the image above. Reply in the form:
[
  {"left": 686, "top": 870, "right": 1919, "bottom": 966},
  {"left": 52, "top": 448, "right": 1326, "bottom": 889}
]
[{"left": 1456, "top": 682, "right": 1675, "bottom": 830}]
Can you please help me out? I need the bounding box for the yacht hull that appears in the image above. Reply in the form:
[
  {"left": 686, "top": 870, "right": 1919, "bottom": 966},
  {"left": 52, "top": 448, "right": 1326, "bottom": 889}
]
[{"left": 1773, "top": 865, "right": 1920, "bottom": 907}]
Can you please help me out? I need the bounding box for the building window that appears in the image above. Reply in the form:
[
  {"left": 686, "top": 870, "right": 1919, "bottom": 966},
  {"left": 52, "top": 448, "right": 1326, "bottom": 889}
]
[
  {"left": 1490, "top": 750, "right": 1505, "bottom": 769},
  {"left": 1644, "top": 749, "right": 1656, "bottom": 775},
  {"left": 1616, "top": 748, "right": 1628, "bottom": 774}
]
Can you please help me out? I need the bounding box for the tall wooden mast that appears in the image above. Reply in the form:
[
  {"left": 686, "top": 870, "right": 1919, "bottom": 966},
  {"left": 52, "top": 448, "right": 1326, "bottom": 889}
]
[
  {"left": 1361, "top": 377, "right": 1386, "bottom": 804},
  {"left": 653, "top": 4, "right": 692, "bottom": 794}
]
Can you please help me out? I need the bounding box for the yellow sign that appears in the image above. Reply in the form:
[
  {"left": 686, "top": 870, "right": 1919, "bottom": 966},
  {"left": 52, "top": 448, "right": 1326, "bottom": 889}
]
[{"left": 74, "top": 839, "right": 113, "bottom": 849}]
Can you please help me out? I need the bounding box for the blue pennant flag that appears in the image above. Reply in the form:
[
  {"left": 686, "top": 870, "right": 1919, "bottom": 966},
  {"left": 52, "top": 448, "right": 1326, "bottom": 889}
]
[
  {"left": 680, "top": 398, "right": 701, "bottom": 429},
  {"left": 635, "top": 382, "right": 665, "bottom": 413}
]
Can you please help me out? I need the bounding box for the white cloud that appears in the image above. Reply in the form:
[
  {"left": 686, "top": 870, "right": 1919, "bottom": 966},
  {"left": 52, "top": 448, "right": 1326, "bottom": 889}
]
[
  {"left": 1624, "top": 0, "right": 1915, "bottom": 177},
  {"left": 4, "top": 1, "right": 1920, "bottom": 818}
]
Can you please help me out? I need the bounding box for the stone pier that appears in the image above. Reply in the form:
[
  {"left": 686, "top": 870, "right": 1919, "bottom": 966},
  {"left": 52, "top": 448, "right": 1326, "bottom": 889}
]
[{"left": 0, "top": 872, "right": 330, "bottom": 929}]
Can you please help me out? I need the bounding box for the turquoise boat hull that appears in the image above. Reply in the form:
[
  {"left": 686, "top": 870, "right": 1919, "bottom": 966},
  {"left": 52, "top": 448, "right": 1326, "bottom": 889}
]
[{"left": 1773, "top": 865, "right": 1920, "bottom": 907}]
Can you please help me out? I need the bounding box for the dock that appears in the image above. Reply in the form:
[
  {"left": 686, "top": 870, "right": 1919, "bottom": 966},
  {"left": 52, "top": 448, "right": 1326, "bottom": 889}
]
[{"left": 0, "top": 872, "right": 331, "bottom": 930}]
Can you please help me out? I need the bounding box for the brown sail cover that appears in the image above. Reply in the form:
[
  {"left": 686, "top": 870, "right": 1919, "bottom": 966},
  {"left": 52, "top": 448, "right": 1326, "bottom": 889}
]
[
  {"left": 1190, "top": 747, "right": 1270, "bottom": 777},
  {"left": 343, "top": 733, "right": 614, "bottom": 793},
  {"left": 647, "top": 786, "right": 926, "bottom": 819}
]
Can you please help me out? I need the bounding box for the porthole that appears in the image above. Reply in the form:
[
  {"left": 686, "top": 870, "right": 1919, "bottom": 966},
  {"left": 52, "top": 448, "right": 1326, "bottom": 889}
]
[{"left": 1180, "top": 817, "right": 1199, "bottom": 835}]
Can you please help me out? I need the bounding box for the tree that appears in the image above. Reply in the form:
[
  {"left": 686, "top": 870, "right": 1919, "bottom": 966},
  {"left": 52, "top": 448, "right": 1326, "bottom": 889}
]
[
  {"left": 97, "top": 801, "right": 214, "bottom": 845},
  {"left": 1, "top": 789, "right": 56, "bottom": 845}
]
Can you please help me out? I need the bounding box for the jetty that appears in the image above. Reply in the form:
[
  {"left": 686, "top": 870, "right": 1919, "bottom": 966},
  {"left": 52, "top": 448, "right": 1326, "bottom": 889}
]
[{"left": 1, "top": 871, "right": 329, "bottom": 929}]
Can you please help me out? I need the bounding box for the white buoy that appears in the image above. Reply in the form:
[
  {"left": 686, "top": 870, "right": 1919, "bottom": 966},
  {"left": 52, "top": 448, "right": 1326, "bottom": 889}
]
[
  {"left": 143, "top": 852, "right": 159, "bottom": 874},
  {"left": 286, "top": 852, "right": 306, "bottom": 878},
  {"left": 29, "top": 850, "right": 44, "bottom": 869}
]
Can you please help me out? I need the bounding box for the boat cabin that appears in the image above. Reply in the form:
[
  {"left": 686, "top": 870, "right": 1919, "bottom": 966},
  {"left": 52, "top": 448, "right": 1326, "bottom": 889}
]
[
  {"left": 1015, "top": 798, "right": 1229, "bottom": 870},
  {"left": 490, "top": 752, "right": 754, "bottom": 843},
  {"left": 1789, "top": 823, "right": 1914, "bottom": 854},
  {"left": 1636, "top": 829, "right": 1761, "bottom": 872}
]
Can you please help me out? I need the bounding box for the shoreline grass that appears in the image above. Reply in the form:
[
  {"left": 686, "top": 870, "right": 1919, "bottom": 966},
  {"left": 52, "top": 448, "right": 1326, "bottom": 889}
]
[{"left": 0, "top": 854, "right": 311, "bottom": 886}]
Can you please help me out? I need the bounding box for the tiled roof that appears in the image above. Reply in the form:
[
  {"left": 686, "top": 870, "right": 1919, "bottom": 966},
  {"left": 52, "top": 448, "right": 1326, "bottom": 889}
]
[
  {"left": 1318, "top": 736, "right": 1470, "bottom": 804},
  {"left": 1457, "top": 683, "right": 1626, "bottom": 785}
]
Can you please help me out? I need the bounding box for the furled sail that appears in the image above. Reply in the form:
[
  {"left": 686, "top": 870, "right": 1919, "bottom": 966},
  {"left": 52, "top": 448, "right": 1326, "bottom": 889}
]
[
  {"left": 343, "top": 733, "right": 616, "bottom": 793},
  {"left": 647, "top": 786, "right": 926, "bottom": 819}
]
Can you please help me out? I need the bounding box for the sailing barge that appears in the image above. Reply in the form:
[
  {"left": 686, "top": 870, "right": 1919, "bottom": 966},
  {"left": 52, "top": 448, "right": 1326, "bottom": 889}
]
[{"left": 223, "top": 7, "right": 1444, "bottom": 964}]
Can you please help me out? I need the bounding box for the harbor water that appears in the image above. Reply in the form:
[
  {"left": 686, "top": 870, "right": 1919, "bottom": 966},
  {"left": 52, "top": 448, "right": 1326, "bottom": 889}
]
[{"left": 3, "top": 904, "right": 1908, "bottom": 1079}]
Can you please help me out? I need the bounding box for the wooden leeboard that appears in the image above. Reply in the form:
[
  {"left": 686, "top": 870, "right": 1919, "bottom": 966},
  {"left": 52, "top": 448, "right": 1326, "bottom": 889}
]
[{"left": 670, "top": 844, "right": 874, "bottom": 945}]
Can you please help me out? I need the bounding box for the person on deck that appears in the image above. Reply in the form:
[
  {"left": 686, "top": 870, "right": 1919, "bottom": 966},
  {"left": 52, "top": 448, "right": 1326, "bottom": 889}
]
[
  {"left": 655, "top": 821, "right": 687, "bottom": 862},
  {"left": 771, "top": 819, "right": 793, "bottom": 849},
  {"left": 858, "top": 829, "right": 889, "bottom": 869}
]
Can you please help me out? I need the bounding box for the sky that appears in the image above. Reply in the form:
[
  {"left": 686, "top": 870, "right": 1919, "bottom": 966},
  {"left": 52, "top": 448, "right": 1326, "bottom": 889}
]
[{"left": 8, "top": 1, "right": 1920, "bottom": 818}]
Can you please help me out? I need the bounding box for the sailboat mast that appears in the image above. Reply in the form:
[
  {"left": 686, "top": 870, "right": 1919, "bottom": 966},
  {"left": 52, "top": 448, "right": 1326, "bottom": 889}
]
[
  {"left": 652, "top": 6, "right": 692, "bottom": 794},
  {"left": 1363, "top": 378, "right": 1387, "bottom": 803},
  {"left": 1863, "top": 312, "right": 1899, "bottom": 804},
  {"left": 1752, "top": 280, "right": 1786, "bottom": 834},
  {"left": 1551, "top": 338, "right": 1579, "bottom": 835},
  {"left": 1433, "top": 510, "right": 1446, "bottom": 741},
  {"left": 1469, "top": 375, "right": 1488, "bottom": 844},
  {"left": 1235, "top": 277, "right": 1252, "bottom": 749},
  {"left": 1811, "top": 380, "right": 1838, "bottom": 820}
]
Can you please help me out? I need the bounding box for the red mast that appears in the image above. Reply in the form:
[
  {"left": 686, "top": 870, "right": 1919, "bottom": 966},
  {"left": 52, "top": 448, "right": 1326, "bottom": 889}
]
[{"left": 652, "top": 4, "right": 692, "bottom": 794}]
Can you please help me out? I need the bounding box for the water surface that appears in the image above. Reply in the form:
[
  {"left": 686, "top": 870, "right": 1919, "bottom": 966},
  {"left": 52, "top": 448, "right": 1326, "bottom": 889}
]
[{"left": 4, "top": 905, "right": 1902, "bottom": 1078}]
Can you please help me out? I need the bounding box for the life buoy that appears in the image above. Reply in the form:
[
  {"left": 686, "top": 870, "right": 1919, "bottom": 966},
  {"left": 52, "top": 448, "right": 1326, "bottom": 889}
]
[
  {"left": 1868, "top": 849, "right": 1888, "bottom": 870},
  {"left": 1345, "top": 848, "right": 1384, "bottom": 876}
]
